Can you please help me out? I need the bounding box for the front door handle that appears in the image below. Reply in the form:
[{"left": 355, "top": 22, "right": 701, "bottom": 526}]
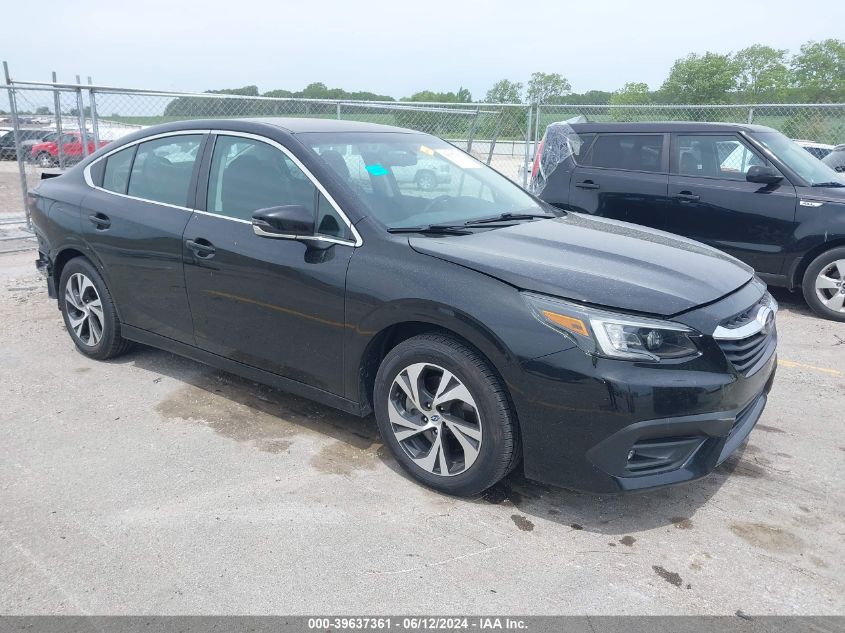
[
  {"left": 575, "top": 180, "right": 600, "bottom": 190},
  {"left": 186, "top": 238, "right": 216, "bottom": 258},
  {"left": 676, "top": 191, "right": 700, "bottom": 202},
  {"left": 88, "top": 213, "right": 110, "bottom": 230}
]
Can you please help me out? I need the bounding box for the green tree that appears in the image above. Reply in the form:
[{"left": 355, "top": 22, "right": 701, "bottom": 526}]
[
  {"left": 791, "top": 39, "right": 845, "bottom": 102},
  {"left": 403, "top": 88, "right": 471, "bottom": 103},
  {"left": 610, "top": 82, "right": 651, "bottom": 106},
  {"left": 484, "top": 79, "right": 523, "bottom": 103},
  {"left": 734, "top": 45, "right": 789, "bottom": 102},
  {"left": 35, "top": 106, "right": 52, "bottom": 115},
  {"left": 659, "top": 52, "right": 738, "bottom": 104},
  {"left": 525, "top": 72, "right": 571, "bottom": 104}
]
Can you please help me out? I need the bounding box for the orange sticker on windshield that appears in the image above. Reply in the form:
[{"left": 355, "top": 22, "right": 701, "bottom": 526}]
[{"left": 419, "top": 145, "right": 435, "bottom": 156}]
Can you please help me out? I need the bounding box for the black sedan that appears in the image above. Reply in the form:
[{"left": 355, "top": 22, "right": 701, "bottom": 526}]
[{"left": 29, "top": 118, "right": 778, "bottom": 495}]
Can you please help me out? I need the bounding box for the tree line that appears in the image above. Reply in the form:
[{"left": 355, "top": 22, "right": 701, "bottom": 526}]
[{"left": 158, "top": 38, "right": 844, "bottom": 118}]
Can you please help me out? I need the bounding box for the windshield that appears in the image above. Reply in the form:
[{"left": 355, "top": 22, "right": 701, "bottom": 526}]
[
  {"left": 751, "top": 131, "right": 845, "bottom": 186},
  {"left": 299, "top": 132, "right": 549, "bottom": 229}
]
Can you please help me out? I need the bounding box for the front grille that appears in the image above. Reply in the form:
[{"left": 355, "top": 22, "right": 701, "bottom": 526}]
[
  {"left": 717, "top": 324, "right": 775, "bottom": 375},
  {"left": 714, "top": 293, "right": 777, "bottom": 376}
]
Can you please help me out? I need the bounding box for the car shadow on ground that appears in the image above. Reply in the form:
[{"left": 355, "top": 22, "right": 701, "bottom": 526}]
[
  {"left": 113, "top": 343, "right": 754, "bottom": 537},
  {"left": 769, "top": 286, "right": 815, "bottom": 318}
]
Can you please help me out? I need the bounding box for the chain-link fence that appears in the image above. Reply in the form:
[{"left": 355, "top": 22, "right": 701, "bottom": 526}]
[{"left": 2, "top": 68, "right": 845, "bottom": 235}]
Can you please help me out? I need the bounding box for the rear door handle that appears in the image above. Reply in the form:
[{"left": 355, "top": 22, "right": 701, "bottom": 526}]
[
  {"left": 186, "top": 238, "right": 216, "bottom": 258},
  {"left": 88, "top": 213, "right": 110, "bottom": 229},
  {"left": 575, "top": 180, "right": 600, "bottom": 190},
  {"left": 676, "top": 191, "right": 700, "bottom": 202}
]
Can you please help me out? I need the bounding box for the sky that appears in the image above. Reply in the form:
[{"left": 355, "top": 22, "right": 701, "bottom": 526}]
[{"left": 3, "top": 0, "right": 844, "bottom": 99}]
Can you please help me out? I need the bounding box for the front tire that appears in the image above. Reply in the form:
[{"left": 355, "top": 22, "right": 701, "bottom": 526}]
[
  {"left": 373, "top": 333, "right": 520, "bottom": 496},
  {"left": 59, "top": 257, "right": 132, "bottom": 359},
  {"left": 415, "top": 170, "right": 438, "bottom": 192},
  {"left": 802, "top": 247, "right": 845, "bottom": 321}
]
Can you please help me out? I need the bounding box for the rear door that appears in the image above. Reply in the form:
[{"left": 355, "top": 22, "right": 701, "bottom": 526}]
[
  {"left": 568, "top": 132, "right": 669, "bottom": 227},
  {"left": 666, "top": 133, "right": 797, "bottom": 274},
  {"left": 81, "top": 132, "right": 207, "bottom": 343}
]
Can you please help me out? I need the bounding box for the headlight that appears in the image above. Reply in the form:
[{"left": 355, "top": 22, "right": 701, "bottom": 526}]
[{"left": 524, "top": 292, "right": 701, "bottom": 362}]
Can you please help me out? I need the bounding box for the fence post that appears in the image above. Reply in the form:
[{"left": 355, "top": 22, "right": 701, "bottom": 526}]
[
  {"left": 336, "top": 102, "right": 341, "bottom": 120},
  {"left": 747, "top": 106, "right": 755, "bottom": 124},
  {"left": 487, "top": 110, "right": 504, "bottom": 165},
  {"left": 88, "top": 76, "right": 100, "bottom": 147},
  {"left": 52, "top": 71, "right": 66, "bottom": 169},
  {"left": 75, "top": 75, "right": 88, "bottom": 158},
  {"left": 523, "top": 105, "right": 533, "bottom": 188},
  {"left": 2, "top": 62, "right": 30, "bottom": 225},
  {"left": 465, "top": 106, "right": 480, "bottom": 153}
]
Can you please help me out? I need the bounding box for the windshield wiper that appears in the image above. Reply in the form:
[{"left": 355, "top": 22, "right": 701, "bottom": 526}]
[
  {"left": 464, "top": 211, "right": 557, "bottom": 225},
  {"left": 387, "top": 224, "right": 473, "bottom": 235},
  {"left": 812, "top": 181, "right": 845, "bottom": 188}
]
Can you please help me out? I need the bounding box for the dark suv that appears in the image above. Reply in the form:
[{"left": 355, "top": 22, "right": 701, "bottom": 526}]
[{"left": 531, "top": 122, "right": 845, "bottom": 321}]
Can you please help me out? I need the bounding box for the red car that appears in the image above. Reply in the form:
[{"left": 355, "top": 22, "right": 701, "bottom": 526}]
[{"left": 30, "top": 132, "right": 109, "bottom": 167}]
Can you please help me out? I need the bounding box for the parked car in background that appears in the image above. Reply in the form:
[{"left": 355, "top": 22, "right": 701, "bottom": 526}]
[
  {"left": 794, "top": 139, "right": 835, "bottom": 160},
  {"left": 531, "top": 122, "right": 845, "bottom": 321},
  {"left": 29, "top": 131, "right": 109, "bottom": 167},
  {"left": 29, "top": 118, "right": 777, "bottom": 496},
  {"left": 0, "top": 129, "right": 54, "bottom": 160},
  {"left": 823, "top": 144, "right": 845, "bottom": 173}
]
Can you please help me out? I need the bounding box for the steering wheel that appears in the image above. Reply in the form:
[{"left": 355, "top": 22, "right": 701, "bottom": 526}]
[{"left": 421, "top": 195, "right": 453, "bottom": 215}]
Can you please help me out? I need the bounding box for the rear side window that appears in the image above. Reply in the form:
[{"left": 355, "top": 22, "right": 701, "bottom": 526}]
[
  {"left": 102, "top": 146, "right": 136, "bottom": 194},
  {"left": 127, "top": 135, "right": 202, "bottom": 206},
  {"left": 584, "top": 134, "right": 664, "bottom": 172}
]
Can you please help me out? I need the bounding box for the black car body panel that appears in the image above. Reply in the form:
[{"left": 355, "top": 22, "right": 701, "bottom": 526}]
[
  {"left": 533, "top": 121, "right": 845, "bottom": 290},
  {"left": 29, "top": 118, "right": 779, "bottom": 493},
  {"left": 409, "top": 212, "right": 754, "bottom": 316}
]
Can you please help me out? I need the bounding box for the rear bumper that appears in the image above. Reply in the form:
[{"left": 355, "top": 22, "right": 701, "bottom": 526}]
[{"left": 512, "top": 345, "right": 777, "bottom": 493}]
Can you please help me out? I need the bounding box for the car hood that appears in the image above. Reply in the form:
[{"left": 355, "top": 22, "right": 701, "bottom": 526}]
[
  {"left": 797, "top": 185, "right": 845, "bottom": 204},
  {"left": 409, "top": 213, "right": 754, "bottom": 317}
]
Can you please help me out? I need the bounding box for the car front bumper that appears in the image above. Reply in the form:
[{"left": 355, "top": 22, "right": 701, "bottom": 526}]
[{"left": 511, "top": 344, "right": 777, "bottom": 493}]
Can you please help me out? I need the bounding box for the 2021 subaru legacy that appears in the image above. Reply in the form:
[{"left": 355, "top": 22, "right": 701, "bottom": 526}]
[{"left": 29, "top": 118, "right": 777, "bottom": 495}]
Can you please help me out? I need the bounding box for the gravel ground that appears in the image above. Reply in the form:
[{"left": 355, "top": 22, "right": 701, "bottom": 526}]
[{"left": 0, "top": 250, "right": 843, "bottom": 615}]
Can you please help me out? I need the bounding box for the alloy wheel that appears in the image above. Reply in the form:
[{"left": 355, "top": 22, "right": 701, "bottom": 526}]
[
  {"left": 37, "top": 152, "right": 53, "bottom": 168},
  {"left": 388, "top": 362, "right": 482, "bottom": 477},
  {"left": 65, "top": 273, "right": 105, "bottom": 346},
  {"left": 815, "top": 259, "right": 845, "bottom": 313}
]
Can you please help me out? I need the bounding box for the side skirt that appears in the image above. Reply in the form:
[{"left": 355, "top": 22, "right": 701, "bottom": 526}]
[{"left": 122, "top": 324, "right": 367, "bottom": 417}]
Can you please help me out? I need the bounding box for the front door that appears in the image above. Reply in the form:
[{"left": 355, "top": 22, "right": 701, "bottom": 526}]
[
  {"left": 666, "top": 133, "right": 797, "bottom": 274},
  {"left": 81, "top": 133, "right": 206, "bottom": 343},
  {"left": 568, "top": 132, "right": 669, "bottom": 227},
  {"left": 183, "top": 133, "right": 356, "bottom": 395}
]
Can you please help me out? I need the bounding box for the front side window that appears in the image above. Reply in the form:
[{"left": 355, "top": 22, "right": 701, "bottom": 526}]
[
  {"left": 584, "top": 134, "right": 663, "bottom": 172},
  {"left": 301, "top": 132, "right": 547, "bottom": 229},
  {"left": 675, "top": 134, "right": 771, "bottom": 180},
  {"left": 206, "top": 135, "right": 349, "bottom": 240},
  {"left": 102, "top": 146, "right": 136, "bottom": 194},
  {"left": 127, "top": 135, "right": 202, "bottom": 206}
]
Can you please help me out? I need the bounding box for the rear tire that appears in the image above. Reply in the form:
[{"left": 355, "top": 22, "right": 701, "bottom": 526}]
[
  {"left": 415, "top": 170, "right": 438, "bottom": 192},
  {"left": 59, "top": 257, "right": 133, "bottom": 359},
  {"left": 802, "top": 247, "right": 845, "bottom": 322},
  {"left": 36, "top": 152, "right": 54, "bottom": 168},
  {"left": 373, "top": 333, "right": 520, "bottom": 496}
]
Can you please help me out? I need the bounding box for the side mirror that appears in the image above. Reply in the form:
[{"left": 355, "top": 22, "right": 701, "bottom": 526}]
[
  {"left": 746, "top": 165, "right": 783, "bottom": 185},
  {"left": 252, "top": 205, "right": 314, "bottom": 239}
]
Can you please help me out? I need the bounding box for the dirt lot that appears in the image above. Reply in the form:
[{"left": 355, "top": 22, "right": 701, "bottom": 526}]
[{"left": 0, "top": 249, "right": 843, "bottom": 615}]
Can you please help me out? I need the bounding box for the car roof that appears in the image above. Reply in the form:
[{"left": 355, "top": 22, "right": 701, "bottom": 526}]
[
  {"left": 242, "top": 117, "right": 416, "bottom": 134},
  {"left": 566, "top": 121, "right": 776, "bottom": 134}
]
